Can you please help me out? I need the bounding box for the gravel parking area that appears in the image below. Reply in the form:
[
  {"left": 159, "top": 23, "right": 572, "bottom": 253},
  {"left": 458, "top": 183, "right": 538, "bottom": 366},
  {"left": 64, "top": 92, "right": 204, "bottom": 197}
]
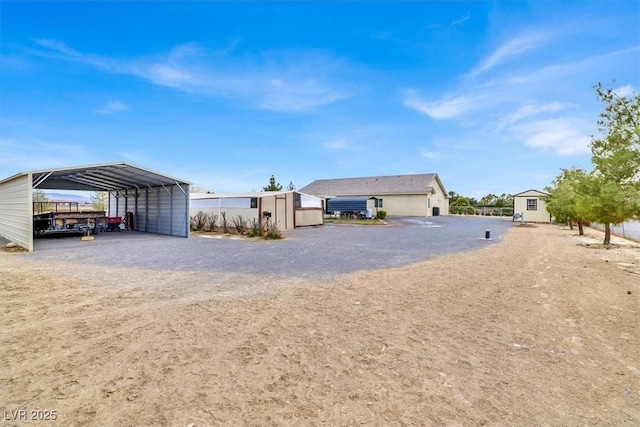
[{"left": 27, "top": 216, "right": 512, "bottom": 278}]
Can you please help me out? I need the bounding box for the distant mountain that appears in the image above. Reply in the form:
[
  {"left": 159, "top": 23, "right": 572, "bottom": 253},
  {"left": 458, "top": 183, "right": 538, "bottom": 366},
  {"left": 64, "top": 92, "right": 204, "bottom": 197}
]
[{"left": 44, "top": 192, "right": 92, "bottom": 203}]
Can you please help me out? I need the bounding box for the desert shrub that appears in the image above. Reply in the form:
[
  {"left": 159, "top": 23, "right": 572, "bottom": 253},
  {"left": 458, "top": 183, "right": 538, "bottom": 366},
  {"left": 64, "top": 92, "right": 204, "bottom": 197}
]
[
  {"left": 190, "top": 211, "right": 207, "bottom": 231},
  {"left": 264, "top": 220, "right": 283, "bottom": 240},
  {"left": 376, "top": 210, "right": 387, "bottom": 220},
  {"left": 450, "top": 205, "right": 475, "bottom": 215},
  {"left": 205, "top": 213, "right": 218, "bottom": 231},
  {"left": 233, "top": 215, "right": 248, "bottom": 235},
  {"left": 248, "top": 218, "right": 265, "bottom": 237},
  {"left": 221, "top": 212, "right": 230, "bottom": 233}
]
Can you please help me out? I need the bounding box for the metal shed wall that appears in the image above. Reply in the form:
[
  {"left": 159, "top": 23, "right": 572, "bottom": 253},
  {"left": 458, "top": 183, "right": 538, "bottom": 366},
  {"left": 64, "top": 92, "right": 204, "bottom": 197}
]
[
  {"left": 109, "top": 184, "right": 190, "bottom": 237},
  {"left": 327, "top": 197, "right": 373, "bottom": 212},
  {"left": 0, "top": 174, "right": 33, "bottom": 251}
]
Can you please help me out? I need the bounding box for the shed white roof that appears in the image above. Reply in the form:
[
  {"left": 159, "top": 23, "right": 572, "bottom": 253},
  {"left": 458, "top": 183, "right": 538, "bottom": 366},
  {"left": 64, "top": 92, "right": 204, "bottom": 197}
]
[
  {"left": 190, "top": 191, "right": 319, "bottom": 200},
  {"left": 512, "top": 189, "right": 551, "bottom": 197}
]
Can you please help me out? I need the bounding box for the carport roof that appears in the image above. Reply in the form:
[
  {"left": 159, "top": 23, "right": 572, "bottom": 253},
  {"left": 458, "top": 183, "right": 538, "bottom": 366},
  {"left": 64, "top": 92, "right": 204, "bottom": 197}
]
[
  {"left": 0, "top": 161, "right": 191, "bottom": 191},
  {"left": 328, "top": 196, "right": 377, "bottom": 202}
]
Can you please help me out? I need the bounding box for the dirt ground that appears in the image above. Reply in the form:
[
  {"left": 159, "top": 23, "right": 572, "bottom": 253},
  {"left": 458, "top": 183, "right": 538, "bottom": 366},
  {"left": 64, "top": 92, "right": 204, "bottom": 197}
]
[{"left": 1, "top": 224, "right": 639, "bottom": 426}]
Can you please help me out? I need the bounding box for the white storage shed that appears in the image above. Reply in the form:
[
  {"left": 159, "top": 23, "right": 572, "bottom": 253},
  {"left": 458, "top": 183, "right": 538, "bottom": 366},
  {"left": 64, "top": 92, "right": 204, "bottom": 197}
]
[{"left": 190, "top": 191, "right": 323, "bottom": 230}]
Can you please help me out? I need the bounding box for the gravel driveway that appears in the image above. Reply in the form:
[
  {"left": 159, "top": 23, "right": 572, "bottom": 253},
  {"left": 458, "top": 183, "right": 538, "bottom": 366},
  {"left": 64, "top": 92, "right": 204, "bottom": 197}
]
[{"left": 28, "top": 216, "right": 513, "bottom": 278}]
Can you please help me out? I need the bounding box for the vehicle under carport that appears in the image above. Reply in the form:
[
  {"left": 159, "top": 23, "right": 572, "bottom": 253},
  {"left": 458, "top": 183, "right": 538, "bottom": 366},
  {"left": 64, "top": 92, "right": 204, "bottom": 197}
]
[
  {"left": 327, "top": 196, "right": 378, "bottom": 218},
  {"left": 0, "top": 162, "right": 191, "bottom": 251}
]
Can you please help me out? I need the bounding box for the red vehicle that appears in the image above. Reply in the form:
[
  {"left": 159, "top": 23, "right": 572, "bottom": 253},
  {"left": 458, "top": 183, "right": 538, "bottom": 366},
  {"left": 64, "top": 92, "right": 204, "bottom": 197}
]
[{"left": 106, "top": 216, "right": 122, "bottom": 231}]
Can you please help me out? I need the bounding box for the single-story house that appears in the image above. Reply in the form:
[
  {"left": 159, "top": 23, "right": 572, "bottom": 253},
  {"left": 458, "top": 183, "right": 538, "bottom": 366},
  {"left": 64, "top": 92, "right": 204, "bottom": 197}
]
[
  {"left": 299, "top": 173, "right": 449, "bottom": 217},
  {"left": 512, "top": 189, "right": 551, "bottom": 223},
  {"left": 190, "top": 191, "right": 323, "bottom": 230}
]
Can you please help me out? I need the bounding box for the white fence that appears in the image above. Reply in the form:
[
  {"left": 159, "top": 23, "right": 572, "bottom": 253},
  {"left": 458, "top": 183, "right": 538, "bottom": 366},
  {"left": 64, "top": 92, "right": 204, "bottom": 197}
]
[{"left": 590, "top": 220, "right": 640, "bottom": 242}]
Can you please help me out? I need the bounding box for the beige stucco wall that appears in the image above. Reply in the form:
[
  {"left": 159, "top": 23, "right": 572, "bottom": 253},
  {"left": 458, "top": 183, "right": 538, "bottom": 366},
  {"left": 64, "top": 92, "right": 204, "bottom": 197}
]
[
  {"left": 375, "top": 194, "right": 428, "bottom": 216},
  {"left": 513, "top": 192, "right": 551, "bottom": 223},
  {"left": 430, "top": 186, "right": 449, "bottom": 216},
  {"left": 375, "top": 191, "right": 449, "bottom": 217}
]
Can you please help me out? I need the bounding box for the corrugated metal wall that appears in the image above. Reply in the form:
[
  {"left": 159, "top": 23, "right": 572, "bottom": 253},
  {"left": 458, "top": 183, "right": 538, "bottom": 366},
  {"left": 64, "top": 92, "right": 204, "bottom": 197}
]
[
  {"left": 109, "top": 184, "right": 189, "bottom": 237},
  {"left": 0, "top": 174, "right": 33, "bottom": 251},
  {"left": 328, "top": 197, "right": 369, "bottom": 212}
]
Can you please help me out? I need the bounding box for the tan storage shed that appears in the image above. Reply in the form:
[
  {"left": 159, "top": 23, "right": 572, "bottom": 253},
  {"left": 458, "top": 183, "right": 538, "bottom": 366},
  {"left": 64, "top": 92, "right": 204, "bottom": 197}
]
[{"left": 512, "top": 189, "right": 551, "bottom": 223}]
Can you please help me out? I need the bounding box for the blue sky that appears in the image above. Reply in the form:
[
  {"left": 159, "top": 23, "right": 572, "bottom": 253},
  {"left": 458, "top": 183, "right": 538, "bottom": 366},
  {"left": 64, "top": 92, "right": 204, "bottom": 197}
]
[{"left": 1, "top": 1, "right": 638, "bottom": 198}]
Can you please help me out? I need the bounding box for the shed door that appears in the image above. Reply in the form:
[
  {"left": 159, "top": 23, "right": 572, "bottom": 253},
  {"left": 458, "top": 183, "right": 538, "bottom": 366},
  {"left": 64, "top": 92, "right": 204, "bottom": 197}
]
[{"left": 276, "top": 196, "right": 287, "bottom": 230}]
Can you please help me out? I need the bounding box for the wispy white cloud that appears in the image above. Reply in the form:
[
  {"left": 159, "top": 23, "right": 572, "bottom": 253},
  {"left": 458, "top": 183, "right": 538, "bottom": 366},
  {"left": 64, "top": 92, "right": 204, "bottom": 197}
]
[
  {"left": 323, "top": 138, "right": 350, "bottom": 150},
  {"left": 33, "top": 38, "right": 109, "bottom": 69},
  {"left": 496, "top": 101, "right": 574, "bottom": 130},
  {"left": 506, "top": 45, "right": 640, "bottom": 86},
  {"left": 511, "top": 118, "right": 592, "bottom": 156},
  {"left": 31, "top": 39, "right": 352, "bottom": 113},
  {"left": 614, "top": 84, "right": 636, "bottom": 97},
  {"left": 451, "top": 12, "right": 470, "bottom": 26},
  {"left": 96, "top": 100, "right": 130, "bottom": 115},
  {"left": 260, "top": 77, "right": 347, "bottom": 112},
  {"left": 403, "top": 90, "right": 482, "bottom": 120},
  {"left": 469, "top": 30, "right": 556, "bottom": 77},
  {"left": 420, "top": 150, "right": 438, "bottom": 159}
]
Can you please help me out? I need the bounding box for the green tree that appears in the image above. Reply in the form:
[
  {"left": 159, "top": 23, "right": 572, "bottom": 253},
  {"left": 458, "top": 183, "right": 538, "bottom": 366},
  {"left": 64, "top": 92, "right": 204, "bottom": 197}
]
[
  {"left": 263, "top": 175, "right": 283, "bottom": 192},
  {"left": 545, "top": 168, "right": 589, "bottom": 235},
  {"left": 479, "top": 194, "right": 498, "bottom": 206},
  {"left": 33, "top": 189, "right": 51, "bottom": 214},
  {"left": 495, "top": 193, "right": 512, "bottom": 207},
  {"left": 575, "top": 173, "right": 638, "bottom": 244},
  {"left": 449, "top": 196, "right": 474, "bottom": 214},
  {"left": 287, "top": 181, "right": 295, "bottom": 191},
  {"left": 91, "top": 191, "right": 108, "bottom": 211},
  {"left": 579, "top": 83, "right": 640, "bottom": 244}
]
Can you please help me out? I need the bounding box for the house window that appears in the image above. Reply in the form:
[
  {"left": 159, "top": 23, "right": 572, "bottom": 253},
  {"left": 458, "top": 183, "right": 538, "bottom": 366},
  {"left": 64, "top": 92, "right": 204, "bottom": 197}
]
[
  {"left": 375, "top": 198, "right": 383, "bottom": 208},
  {"left": 527, "top": 199, "right": 537, "bottom": 210},
  {"left": 250, "top": 197, "right": 258, "bottom": 209},
  {"left": 294, "top": 193, "right": 301, "bottom": 209}
]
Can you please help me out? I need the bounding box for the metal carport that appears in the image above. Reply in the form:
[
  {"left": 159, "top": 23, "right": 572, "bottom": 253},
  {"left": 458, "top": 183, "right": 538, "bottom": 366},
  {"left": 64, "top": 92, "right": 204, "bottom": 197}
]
[
  {"left": 0, "top": 162, "right": 191, "bottom": 251},
  {"left": 327, "top": 196, "right": 377, "bottom": 213}
]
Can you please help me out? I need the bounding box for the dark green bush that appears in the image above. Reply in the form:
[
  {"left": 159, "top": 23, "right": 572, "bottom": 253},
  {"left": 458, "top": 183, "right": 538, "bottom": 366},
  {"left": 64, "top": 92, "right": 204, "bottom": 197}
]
[
  {"left": 450, "top": 205, "right": 475, "bottom": 215},
  {"left": 376, "top": 210, "right": 387, "bottom": 220}
]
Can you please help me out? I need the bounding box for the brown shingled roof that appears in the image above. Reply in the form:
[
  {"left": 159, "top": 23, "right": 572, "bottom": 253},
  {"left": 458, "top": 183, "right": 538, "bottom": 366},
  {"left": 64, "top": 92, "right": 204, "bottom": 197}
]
[{"left": 299, "top": 173, "right": 445, "bottom": 197}]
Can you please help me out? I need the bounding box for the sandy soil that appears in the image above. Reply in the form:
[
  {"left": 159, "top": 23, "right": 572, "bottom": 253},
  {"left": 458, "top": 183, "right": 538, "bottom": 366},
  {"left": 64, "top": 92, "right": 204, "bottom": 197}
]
[{"left": 1, "top": 224, "right": 639, "bottom": 426}]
